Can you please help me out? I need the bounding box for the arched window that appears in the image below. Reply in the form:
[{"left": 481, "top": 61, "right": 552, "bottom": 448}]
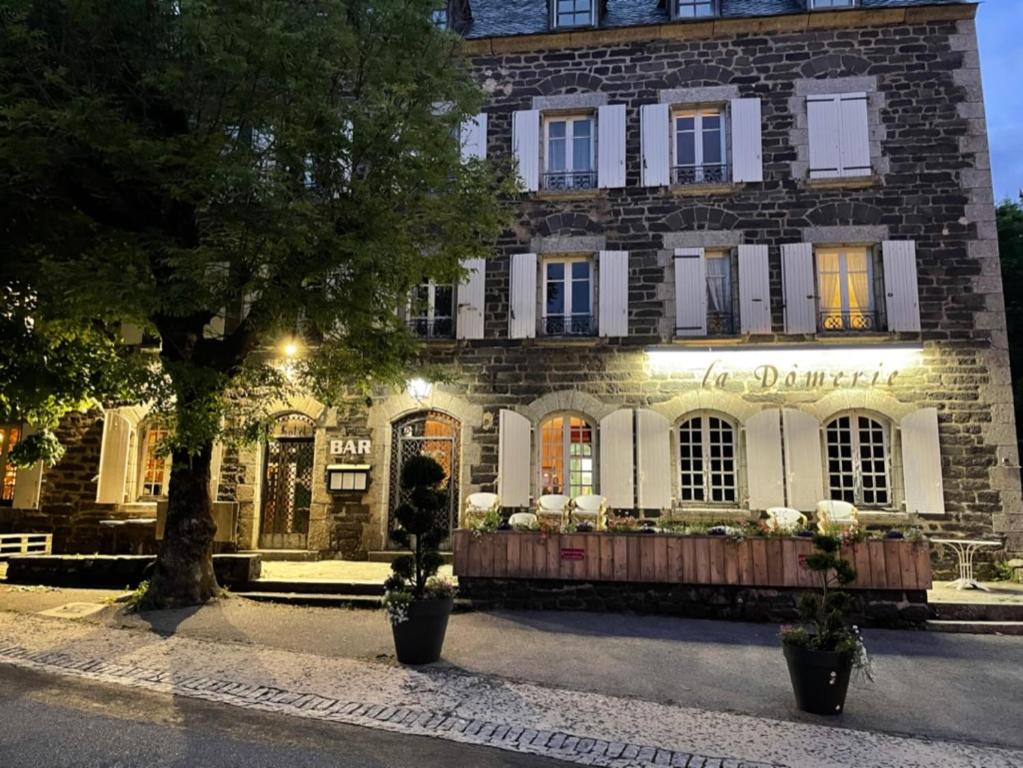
[
  {"left": 825, "top": 413, "right": 891, "bottom": 507},
  {"left": 539, "top": 415, "right": 595, "bottom": 497},
  {"left": 677, "top": 414, "right": 737, "bottom": 504}
]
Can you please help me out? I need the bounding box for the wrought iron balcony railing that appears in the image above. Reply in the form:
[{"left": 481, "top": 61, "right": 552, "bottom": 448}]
[
  {"left": 543, "top": 314, "right": 596, "bottom": 337},
  {"left": 542, "top": 170, "right": 597, "bottom": 191},
  {"left": 408, "top": 317, "right": 455, "bottom": 339},
  {"left": 818, "top": 310, "right": 883, "bottom": 333},
  {"left": 671, "top": 163, "right": 730, "bottom": 185}
]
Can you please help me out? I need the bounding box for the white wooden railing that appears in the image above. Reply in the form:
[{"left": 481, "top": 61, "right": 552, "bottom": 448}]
[{"left": 0, "top": 533, "right": 53, "bottom": 558}]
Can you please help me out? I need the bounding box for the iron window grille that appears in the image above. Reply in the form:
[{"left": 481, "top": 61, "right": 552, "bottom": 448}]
[
  {"left": 542, "top": 170, "right": 597, "bottom": 191},
  {"left": 818, "top": 310, "right": 882, "bottom": 333},
  {"left": 543, "top": 314, "right": 597, "bottom": 337},
  {"left": 671, "top": 163, "right": 729, "bottom": 185}
]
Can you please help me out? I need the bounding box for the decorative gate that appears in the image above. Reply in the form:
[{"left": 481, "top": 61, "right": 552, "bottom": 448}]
[
  {"left": 260, "top": 414, "right": 315, "bottom": 549},
  {"left": 388, "top": 411, "right": 460, "bottom": 546}
]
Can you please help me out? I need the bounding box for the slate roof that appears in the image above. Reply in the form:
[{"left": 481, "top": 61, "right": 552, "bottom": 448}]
[{"left": 465, "top": 0, "right": 969, "bottom": 39}]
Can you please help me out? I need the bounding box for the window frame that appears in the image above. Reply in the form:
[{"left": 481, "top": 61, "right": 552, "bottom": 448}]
[
  {"left": 823, "top": 412, "right": 893, "bottom": 509},
  {"left": 408, "top": 281, "right": 456, "bottom": 339},
  {"left": 0, "top": 424, "right": 22, "bottom": 506},
  {"left": 671, "top": 106, "right": 728, "bottom": 185},
  {"left": 538, "top": 413, "right": 598, "bottom": 498},
  {"left": 676, "top": 413, "right": 739, "bottom": 507},
  {"left": 808, "top": 0, "right": 857, "bottom": 9},
  {"left": 552, "top": 0, "right": 596, "bottom": 29},
  {"left": 675, "top": 0, "right": 717, "bottom": 19},
  {"left": 431, "top": 8, "right": 448, "bottom": 29},
  {"left": 136, "top": 421, "right": 173, "bottom": 501},
  {"left": 814, "top": 244, "right": 879, "bottom": 333},
  {"left": 542, "top": 112, "right": 596, "bottom": 190},
  {"left": 541, "top": 254, "right": 595, "bottom": 337},
  {"left": 704, "top": 248, "right": 738, "bottom": 336}
]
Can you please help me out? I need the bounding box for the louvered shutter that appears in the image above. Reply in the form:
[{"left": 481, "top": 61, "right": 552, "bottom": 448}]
[
  {"left": 460, "top": 113, "right": 488, "bottom": 161},
  {"left": 11, "top": 425, "right": 43, "bottom": 510},
  {"left": 498, "top": 409, "right": 532, "bottom": 508},
  {"left": 636, "top": 409, "right": 672, "bottom": 511},
  {"left": 209, "top": 441, "right": 224, "bottom": 503},
  {"left": 457, "top": 258, "right": 486, "bottom": 340},
  {"left": 597, "top": 104, "right": 627, "bottom": 189},
  {"left": 674, "top": 248, "right": 707, "bottom": 337},
  {"left": 782, "top": 409, "right": 825, "bottom": 512},
  {"left": 882, "top": 241, "right": 921, "bottom": 332},
  {"left": 807, "top": 95, "right": 841, "bottom": 179},
  {"left": 730, "top": 98, "right": 763, "bottom": 183},
  {"left": 737, "top": 244, "right": 771, "bottom": 334},
  {"left": 598, "top": 250, "right": 629, "bottom": 337},
  {"left": 508, "top": 253, "right": 537, "bottom": 339},
  {"left": 838, "top": 93, "right": 871, "bottom": 177},
  {"left": 745, "top": 409, "right": 785, "bottom": 511},
  {"left": 599, "top": 409, "right": 634, "bottom": 510},
  {"left": 901, "top": 408, "right": 945, "bottom": 516},
  {"left": 96, "top": 410, "right": 132, "bottom": 504},
  {"left": 640, "top": 103, "right": 670, "bottom": 187},
  {"left": 782, "top": 243, "right": 816, "bottom": 334},
  {"left": 512, "top": 110, "right": 540, "bottom": 192}
]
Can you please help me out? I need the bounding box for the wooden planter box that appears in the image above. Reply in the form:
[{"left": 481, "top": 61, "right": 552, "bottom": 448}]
[{"left": 452, "top": 530, "right": 932, "bottom": 592}]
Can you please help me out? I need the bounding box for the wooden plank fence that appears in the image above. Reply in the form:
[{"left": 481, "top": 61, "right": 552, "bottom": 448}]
[
  {"left": 452, "top": 531, "right": 932, "bottom": 591},
  {"left": 0, "top": 533, "right": 53, "bottom": 558}
]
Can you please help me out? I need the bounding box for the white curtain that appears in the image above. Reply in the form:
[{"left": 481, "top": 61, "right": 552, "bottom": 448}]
[
  {"left": 705, "top": 256, "right": 730, "bottom": 312},
  {"left": 845, "top": 249, "right": 872, "bottom": 314}
]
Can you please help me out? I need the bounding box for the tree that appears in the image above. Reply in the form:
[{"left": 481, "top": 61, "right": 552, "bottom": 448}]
[
  {"left": 0, "top": 0, "right": 511, "bottom": 607},
  {"left": 997, "top": 195, "right": 1023, "bottom": 454}
]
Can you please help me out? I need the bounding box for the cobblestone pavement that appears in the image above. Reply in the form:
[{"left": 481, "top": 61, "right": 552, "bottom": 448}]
[{"left": 1, "top": 612, "right": 1021, "bottom": 768}]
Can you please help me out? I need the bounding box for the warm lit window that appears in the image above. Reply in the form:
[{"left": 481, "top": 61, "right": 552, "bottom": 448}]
[
  {"left": 676, "top": 0, "right": 715, "bottom": 18},
  {"left": 554, "top": 0, "right": 594, "bottom": 28},
  {"left": 816, "top": 246, "right": 878, "bottom": 332},
  {"left": 138, "top": 424, "right": 172, "bottom": 499},
  {"left": 705, "top": 250, "right": 736, "bottom": 335},
  {"left": 409, "top": 282, "right": 455, "bottom": 339},
  {"left": 673, "top": 108, "right": 726, "bottom": 184},
  {"left": 543, "top": 114, "right": 596, "bottom": 190},
  {"left": 678, "top": 415, "right": 737, "bottom": 504},
  {"left": 0, "top": 425, "right": 21, "bottom": 505},
  {"left": 543, "top": 256, "right": 594, "bottom": 336},
  {"left": 825, "top": 414, "right": 890, "bottom": 507},
  {"left": 540, "top": 415, "right": 595, "bottom": 497}
]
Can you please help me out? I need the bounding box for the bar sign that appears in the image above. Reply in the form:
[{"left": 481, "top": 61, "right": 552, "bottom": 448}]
[{"left": 560, "top": 548, "right": 585, "bottom": 561}]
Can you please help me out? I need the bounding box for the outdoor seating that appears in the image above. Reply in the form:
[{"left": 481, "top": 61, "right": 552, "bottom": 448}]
[
  {"left": 463, "top": 492, "right": 500, "bottom": 527},
  {"left": 816, "top": 500, "right": 859, "bottom": 533},
  {"left": 571, "top": 494, "right": 607, "bottom": 530},
  {"left": 507, "top": 512, "right": 538, "bottom": 530},
  {"left": 537, "top": 494, "right": 571, "bottom": 528},
  {"left": 765, "top": 507, "right": 807, "bottom": 534}
]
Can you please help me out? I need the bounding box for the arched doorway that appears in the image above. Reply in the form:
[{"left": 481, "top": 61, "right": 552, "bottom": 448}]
[
  {"left": 260, "top": 413, "right": 316, "bottom": 549},
  {"left": 388, "top": 411, "right": 460, "bottom": 546}
]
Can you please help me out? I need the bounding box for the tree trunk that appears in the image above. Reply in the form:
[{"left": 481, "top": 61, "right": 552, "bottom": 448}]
[{"left": 145, "top": 442, "right": 220, "bottom": 608}]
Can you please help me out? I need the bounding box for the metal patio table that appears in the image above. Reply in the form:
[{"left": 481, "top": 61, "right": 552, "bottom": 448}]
[{"left": 931, "top": 538, "right": 1003, "bottom": 591}]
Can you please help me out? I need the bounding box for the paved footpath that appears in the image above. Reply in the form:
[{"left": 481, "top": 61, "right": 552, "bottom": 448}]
[{"left": 0, "top": 611, "right": 1021, "bottom": 768}]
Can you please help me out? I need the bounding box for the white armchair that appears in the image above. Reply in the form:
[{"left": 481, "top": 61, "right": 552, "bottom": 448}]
[
  {"left": 537, "top": 494, "right": 571, "bottom": 529},
  {"left": 571, "top": 495, "right": 607, "bottom": 530},
  {"left": 463, "top": 492, "right": 501, "bottom": 528},
  {"left": 816, "top": 500, "right": 859, "bottom": 533},
  {"left": 765, "top": 507, "right": 808, "bottom": 534}
]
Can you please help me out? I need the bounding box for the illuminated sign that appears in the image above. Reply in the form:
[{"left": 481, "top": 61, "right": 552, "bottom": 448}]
[
  {"left": 700, "top": 359, "right": 900, "bottom": 391},
  {"left": 330, "top": 439, "right": 372, "bottom": 456}
]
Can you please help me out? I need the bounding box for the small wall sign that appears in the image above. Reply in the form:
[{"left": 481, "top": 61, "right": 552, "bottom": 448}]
[
  {"left": 560, "top": 548, "right": 585, "bottom": 561},
  {"left": 330, "top": 438, "right": 372, "bottom": 457}
]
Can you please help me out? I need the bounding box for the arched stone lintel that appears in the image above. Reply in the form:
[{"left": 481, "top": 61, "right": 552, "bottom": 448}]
[
  {"left": 520, "top": 390, "right": 617, "bottom": 425},
  {"left": 649, "top": 390, "right": 764, "bottom": 425},
  {"left": 267, "top": 393, "right": 329, "bottom": 425},
  {"left": 803, "top": 389, "right": 917, "bottom": 425}
]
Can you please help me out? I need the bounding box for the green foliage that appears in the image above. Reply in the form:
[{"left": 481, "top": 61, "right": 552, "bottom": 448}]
[
  {"left": 124, "top": 580, "right": 151, "bottom": 614},
  {"left": 388, "top": 454, "right": 447, "bottom": 599}
]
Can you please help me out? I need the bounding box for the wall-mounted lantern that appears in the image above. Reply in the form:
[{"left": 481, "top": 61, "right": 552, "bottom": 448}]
[{"left": 326, "top": 464, "right": 371, "bottom": 492}]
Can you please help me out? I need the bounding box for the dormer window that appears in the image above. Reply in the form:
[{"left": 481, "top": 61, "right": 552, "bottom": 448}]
[
  {"left": 676, "top": 0, "right": 716, "bottom": 18},
  {"left": 553, "top": 0, "right": 595, "bottom": 29},
  {"left": 808, "top": 0, "right": 856, "bottom": 8},
  {"left": 431, "top": 8, "right": 448, "bottom": 29}
]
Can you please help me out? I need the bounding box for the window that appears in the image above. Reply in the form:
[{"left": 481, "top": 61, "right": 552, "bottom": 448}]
[
  {"left": 816, "top": 246, "right": 879, "bottom": 332},
  {"left": 409, "top": 282, "right": 455, "bottom": 339},
  {"left": 431, "top": 8, "right": 448, "bottom": 29},
  {"left": 705, "top": 250, "right": 736, "bottom": 335},
  {"left": 807, "top": 93, "right": 870, "bottom": 179},
  {"left": 0, "top": 425, "right": 21, "bottom": 505},
  {"left": 540, "top": 415, "right": 595, "bottom": 497},
  {"left": 676, "top": 0, "right": 715, "bottom": 18},
  {"left": 543, "top": 115, "right": 596, "bottom": 190},
  {"left": 673, "top": 108, "right": 726, "bottom": 184},
  {"left": 678, "top": 415, "right": 737, "bottom": 504},
  {"left": 543, "top": 256, "right": 594, "bottom": 336},
  {"left": 825, "top": 414, "right": 890, "bottom": 507},
  {"left": 554, "top": 0, "right": 594, "bottom": 28},
  {"left": 138, "top": 423, "right": 172, "bottom": 499}
]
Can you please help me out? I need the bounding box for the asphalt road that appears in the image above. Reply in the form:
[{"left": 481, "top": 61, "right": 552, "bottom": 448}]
[{"left": 0, "top": 665, "right": 573, "bottom": 768}]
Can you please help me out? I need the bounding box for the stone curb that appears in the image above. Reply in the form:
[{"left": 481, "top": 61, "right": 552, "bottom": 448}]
[{"left": 0, "top": 643, "right": 781, "bottom": 768}]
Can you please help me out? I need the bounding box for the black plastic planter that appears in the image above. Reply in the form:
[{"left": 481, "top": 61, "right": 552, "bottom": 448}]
[
  {"left": 783, "top": 644, "right": 854, "bottom": 715},
  {"left": 391, "top": 597, "right": 454, "bottom": 665}
]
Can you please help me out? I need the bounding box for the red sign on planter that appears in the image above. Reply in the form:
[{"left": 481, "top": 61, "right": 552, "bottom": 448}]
[{"left": 560, "top": 548, "right": 585, "bottom": 561}]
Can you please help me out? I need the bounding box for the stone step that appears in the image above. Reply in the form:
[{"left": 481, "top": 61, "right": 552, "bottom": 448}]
[
  {"left": 247, "top": 579, "right": 385, "bottom": 596},
  {"left": 931, "top": 602, "right": 1023, "bottom": 622},
  {"left": 367, "top": 550, "right": 453, "bottom": 565},
  {"left": 239, "top": 549, "right": 320, "bottom": 563},
  {"left": 927, "top": 620, "right": 1023, "bottom": 636}
]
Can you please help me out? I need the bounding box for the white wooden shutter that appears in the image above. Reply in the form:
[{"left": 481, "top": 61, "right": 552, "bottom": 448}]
[
  {"left": 599, "top": 409, "right": 634, "bottom": 510},
  {"left": 807, "top": 95, "right": 841, "bottom": 179},
  {"left": 882, "top": 240, "right": 921, "bottom": 332},
  {"left": 512, "top": 109, "right": 540, "bottom": 192},
  {"left": 457, "top": 258, "right": 486, "bottom": 340},
  {"left": 745, "top": 409, "right": 785, "bottom": 511},
  {"left": 901, "top": 408, "right": 945, "bottom": 516},
  {"left": 209, "top": 441, "right": 224, "bottom": 503},
  {"left": 730, "top": 98, "right": 763, "bottom": 183},
  {"left": 782, "top": 409, "right": 824, "bottom": 512},
  {"left": 120, "top": 323, "right": 144, "bottom": 345},
  {"left": 96, "top": 410, "right": 131, "bottom": 504},
  {"left": 782, "top": 243, "right": 816, "bottom": 334},
  {"left": 640, "top": 103, "right": 670, "bottom": 187},
  {"left": 737, "top": 244, "right": 771, "bottom": 334},
  {"left": 597, "top": 104, "right": 626, "bottom": 189},
  {"left": 498, "top": 409, "right": 532, "bottom": 508},
  {"left": 674, "top": 248, "right": 707, "bottom": 337},
  {"left": 838, "top": 93, "right": 871, "bottom": 177},
  {"left": 11, "top": 425, "right": 43, "bottom": 510},
  {"left": 636, "top": 409, "right": 672, "bottom": 510},
  {"left": 598, "top": 250, "right": 629, "bottom": 337},
  {"left": 460, "top": 113, "right": 488, "bottom": 161},
  {"left": 508, "top": 253, "right": 537, "bottom": 339}
]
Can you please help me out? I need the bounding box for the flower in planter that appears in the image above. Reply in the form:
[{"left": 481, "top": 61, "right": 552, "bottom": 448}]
[
  {"left": 884, "top": 529, "right": 905, "bottom": 540},
  {"left": 606, "top": 514, "right": 639, "bottom": 532},
  {"left": 576, "top": 521, "right": 594, "bottom": 533}
]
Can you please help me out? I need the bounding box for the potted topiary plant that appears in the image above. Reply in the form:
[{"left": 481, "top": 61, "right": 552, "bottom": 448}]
[
  {"left": 383, "top": 455, "right": 456, "bottom": 665},
  {"left": 780, "top": 534, "right": 871, "bottom": 715}
]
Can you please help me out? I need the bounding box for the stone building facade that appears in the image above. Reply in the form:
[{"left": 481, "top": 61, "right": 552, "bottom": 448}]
[{"left": 2, "top": 0, "right": 1019, "bottom": 568}]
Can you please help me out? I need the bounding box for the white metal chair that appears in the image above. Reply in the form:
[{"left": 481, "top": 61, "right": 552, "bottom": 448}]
[
  {"left": 571, "top": 495, "right": 607, "bottom": 530},
  {"left": 765, "top": 507, "right": 808, "bottom": 534},
  {"left": 463, "top": 492, "right": 501, "bottom": 528},
  {"left": 508, "top": 512, "right": 538, "bottom": 530},
  {"left": 536, "top": 494, "right": 571, "bottom": 529},
  {"left": 816, "top": 500, "right": 859, "bottom": 533}
]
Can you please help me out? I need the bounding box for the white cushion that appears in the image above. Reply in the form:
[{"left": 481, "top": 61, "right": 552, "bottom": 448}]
[
  {"left": 538, "top": 494, "right": 571, "bottom": 512},
  {"left": 766, "top": 507, "right": 807, "bottom": 531},
  {"left": 466, "top": 492, "right": 500, "bottom": 511},
  {"left": 508, "top": 512, "right": 538, "bottom": 528}
]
